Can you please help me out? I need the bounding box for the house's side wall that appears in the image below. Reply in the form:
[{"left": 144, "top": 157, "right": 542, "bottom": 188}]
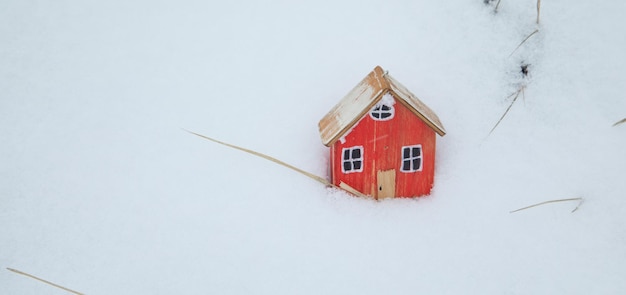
[{"left": 331, "top": 95, "right": 436, "bottom": 198}]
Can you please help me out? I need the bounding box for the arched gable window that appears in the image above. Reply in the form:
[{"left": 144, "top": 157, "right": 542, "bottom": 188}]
[
  {"left": 370, "top": 93, "right": 395, "bottom": 121},
  {"left": 370, "top": 104, "right": 394, "bottom": 120}
]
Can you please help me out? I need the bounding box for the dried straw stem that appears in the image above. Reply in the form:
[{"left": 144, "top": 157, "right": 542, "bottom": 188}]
[
  {"left": 185, "top": 130, "right": 367, "bottom": 197},
  {"left": 536, "top": 0, "right": 542, "bottom": 24},
  {"left": 509, "top": 29, "right": 539, "bottom": 57},
  {"left": 495, "top": 0, "right": 502, "bottom": 12},
  {"left": 510, "top": 197, "right": 584, "bottom": 213},
  {"left": 612, "top": 118, "right": 626, "bottom": 127},
  {"left": 186, "top": 130, "right": 328, "bottom": 185},
  {"left": 488, "top": 86, "right": 524, "bottom": 136},
  {"left": 7, "top": 268, "right": 84, "bottom": 295}
]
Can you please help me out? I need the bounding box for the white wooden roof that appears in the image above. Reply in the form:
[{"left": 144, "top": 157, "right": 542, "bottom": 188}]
[{"left": 318, "top": 66, "right": 446, "bottom": 147}]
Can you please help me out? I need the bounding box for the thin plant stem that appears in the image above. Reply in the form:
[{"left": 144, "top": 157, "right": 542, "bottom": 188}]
[
  {"left": 7, "top": 268, "right": 84, "bottom": 295},
  {"left": 488, "top": 87, "right": 524, "bottom": 136},
  {"left": 537, "top": 0, "right": 542, "bottom": 24},
  {"left": 509, "top": 29, "right": 539, "bottom": 57},
  {"left": 185, "top": 129, "right": 329, "bottom": 185},
  {"left": 612, "top": 118, "right": 626, "bottom": 127},
  {"left": 510, "top": 197, "right": 584, "bottom": 213},
  {"left": 185, "top": 129, "right": 367, "bottom": 197}
]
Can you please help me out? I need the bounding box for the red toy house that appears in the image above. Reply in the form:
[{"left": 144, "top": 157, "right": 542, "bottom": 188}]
[{"left": 318, "top": 66, "right": 446, "bottom": 199}]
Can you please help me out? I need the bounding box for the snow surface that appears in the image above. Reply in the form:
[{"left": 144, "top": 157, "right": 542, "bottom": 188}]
[{"left": 2, "top": 0, "right": 626, "bottom": 294}]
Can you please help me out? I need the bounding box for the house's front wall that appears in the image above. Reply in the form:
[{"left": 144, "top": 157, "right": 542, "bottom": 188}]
[{"left": 330, "top": 94, "right": 436, "bottom": 198}]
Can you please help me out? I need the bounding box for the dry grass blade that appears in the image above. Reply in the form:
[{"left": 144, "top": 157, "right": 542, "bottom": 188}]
[
  {"left": 509, "top": 29, "right": 539, "bottom": 57},
  {"left": 185, "top": 129, "right": 367, "bottom": 198},
  {"left": 536, "top": 0, "right": 541, "bottom": 24},
  {"left": 510, "top": 197, "right": 584, "bottom": 213},
  {"left": 495, "top": 0, "right": 502, "bottom": 12},
  {"left": 488, "top": 87, "right": 524, "bottom": 136},
  {"left": 7, "top": 268, "right": 84, "bottom": 295},
  {"left": 185, "top": 129, "right": 329, "bottom": 185},
  {"left": 612, "top": 118, "right": 626, "bottom": 127}
]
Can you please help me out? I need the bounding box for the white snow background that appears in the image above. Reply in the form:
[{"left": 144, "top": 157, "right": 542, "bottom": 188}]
[{"left": 2, "top": 0, "right": 626, "bottom": 294}]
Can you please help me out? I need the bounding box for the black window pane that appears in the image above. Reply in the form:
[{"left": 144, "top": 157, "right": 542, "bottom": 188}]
[
  {"left": 381, "top": 105, "right": 391, "bottom": 111},
  {"left": 344, "top": 150, "right": 350, "bottom": 159},
  {"left": 353, "top": 161, "right": 362, "bottom": 170},
  {"left": 352, "top": 148, "right": 361, "bottom": 159},
  {"left": 413, "top": 158, "right": 421, "bottom": 170},
  {"left": 380, "top": 112, "right": 391, "bottom": 119},
  {"left": 413, "top": 147, "right": 421, "bottom": 156},
  {"left": 403, "top": 148, "right": 410, "bottom": 158},
  {"left": 372, "top": 112, "right": 380, "bottom": 119},
  {"left": 402, "top": 160, "right": 411, "bottom": 171},
  {"left": 343, "top": 161, "right": 352, "bottom": 171}
]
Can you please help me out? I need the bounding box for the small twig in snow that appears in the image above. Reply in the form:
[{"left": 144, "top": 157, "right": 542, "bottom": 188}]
[
  {"left": 510, "top": 197, "right": 584, "bottom": 213},
  {"left": 7, "top": 268, "right": 84, "bottom": 295},
  {"left": 612, "top": 118, "right": 626, "bottom": 127},
  {"left": 509, "top": 29, "right": 539, "bottom": 57}
]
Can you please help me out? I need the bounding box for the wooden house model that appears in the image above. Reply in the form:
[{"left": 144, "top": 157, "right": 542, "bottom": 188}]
[{"left": 318, "top": 66, "right": 446, "bottom": 199}]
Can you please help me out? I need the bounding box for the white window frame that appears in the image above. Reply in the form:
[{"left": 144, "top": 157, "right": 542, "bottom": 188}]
[
  {"left": 400, "top": 144, "right": 423, "bottom": 172},
  {"left": 370, "top": 103, "right": 395, "bottom": 121},
  {"left": 341, "top": 146, "right": 364, "bottom": 174}
]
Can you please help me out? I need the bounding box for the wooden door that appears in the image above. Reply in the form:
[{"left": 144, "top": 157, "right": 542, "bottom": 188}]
[{"left": 376, "top": 169, "right": 396, "bottom": 200}]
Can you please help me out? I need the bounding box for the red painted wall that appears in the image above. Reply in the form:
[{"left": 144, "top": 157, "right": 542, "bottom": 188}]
[{"left": 330, "top": 96, "right": 436, "bottom": 198}]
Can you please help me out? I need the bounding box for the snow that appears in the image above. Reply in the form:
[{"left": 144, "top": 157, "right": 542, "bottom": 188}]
[
  {"left": 378, "top": 92, "right": 396, "bottom": 107},
  {"left": 1, "top": 0, "right": 626, "bottom": 294}
]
